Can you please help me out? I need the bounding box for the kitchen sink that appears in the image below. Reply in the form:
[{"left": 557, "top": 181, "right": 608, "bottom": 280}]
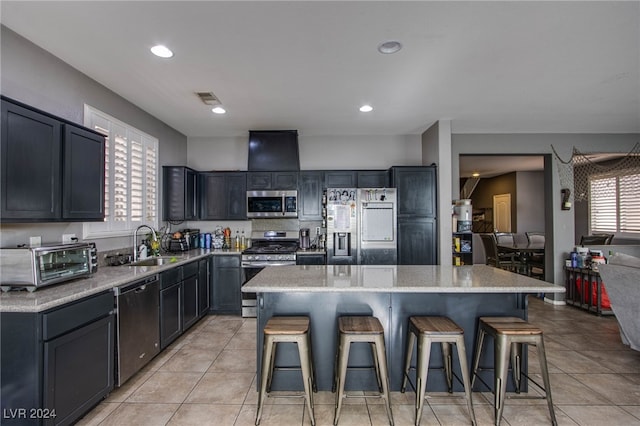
[{"left": 130, "top": 256, "right": 180, "bottom": 267}]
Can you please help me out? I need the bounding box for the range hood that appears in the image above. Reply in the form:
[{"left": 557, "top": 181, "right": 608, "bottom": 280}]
[{"left": 247, "top": 130, "right": 299, "bottom": 171}]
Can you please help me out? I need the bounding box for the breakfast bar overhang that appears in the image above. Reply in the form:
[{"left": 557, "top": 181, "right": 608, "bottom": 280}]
[{"left": 243, "top": 265, "right": 565, "bottom": 393}]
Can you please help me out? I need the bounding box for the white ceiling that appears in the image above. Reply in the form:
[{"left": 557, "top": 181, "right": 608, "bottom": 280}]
[
  {"left": 459, "top": 155, "right": 544, "bottom": 178},
  {"left": 1, "top": 1, "right": 638, "bottom": 143}
]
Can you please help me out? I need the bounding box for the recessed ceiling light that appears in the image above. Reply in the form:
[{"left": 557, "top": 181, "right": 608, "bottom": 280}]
[
  {"left": 377, "top": 41, "right": 402, "bottom": 54},
  {"left": 472, "top": 172, "right": 480, "bottom": 177},
  {"left": 212, "top": 106, "right": 226, "bottom": 114},
  {"left": 359, "top": 104, "right": 373, "bottom": 113},
  {"left": 150, "top": 45, "right": 173, "bottom": 58}
]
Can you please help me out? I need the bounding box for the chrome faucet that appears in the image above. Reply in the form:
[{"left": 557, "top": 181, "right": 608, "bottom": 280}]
[{"left": 133, "top": 225, "right": 158, "bottom": 262}]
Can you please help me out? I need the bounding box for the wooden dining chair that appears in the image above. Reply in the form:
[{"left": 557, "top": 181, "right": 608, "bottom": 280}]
[
  {"left": 494, "top": 232, "right": 515, "bottom": 245},
  {"left": 525, "top": 232, "right": 545, "bottom": 245},
  {"left": 580, "top": 234, "right": 614, "bottom": 246},
  {"left": 480, "top": 233, "right": 514, "bottom": 271},
  {"left": 525, "top": 232, "right": 545, "bottom": 278},
  {"left": 493, "top": 232, "right": 520, "bottom": 267}
]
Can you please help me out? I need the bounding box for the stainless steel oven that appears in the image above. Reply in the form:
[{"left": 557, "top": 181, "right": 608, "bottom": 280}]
[
  {"left": 246, "top": 190, "right": 298, "bottom": 218},
  {"left": 240, "top": 231, "right": 298, "bottom": 317}
]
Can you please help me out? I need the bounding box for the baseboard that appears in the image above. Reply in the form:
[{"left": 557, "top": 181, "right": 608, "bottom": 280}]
[{"left": 543, "top": 297, "right": 566, "bottom": 306}]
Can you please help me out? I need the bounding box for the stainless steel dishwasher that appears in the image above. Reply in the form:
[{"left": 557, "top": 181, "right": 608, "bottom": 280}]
[{"left": 114, "top": 274, "right": 160, "bottom": 386}]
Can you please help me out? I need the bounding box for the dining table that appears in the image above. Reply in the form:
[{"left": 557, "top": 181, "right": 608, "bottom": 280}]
[{"left": 497, "top": 242, "right": 545, "bottom": 276}]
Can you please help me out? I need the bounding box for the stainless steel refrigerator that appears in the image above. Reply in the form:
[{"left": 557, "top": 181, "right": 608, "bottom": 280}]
[{"left": 326, "top": 188, "right": 358, "bottom": 265}]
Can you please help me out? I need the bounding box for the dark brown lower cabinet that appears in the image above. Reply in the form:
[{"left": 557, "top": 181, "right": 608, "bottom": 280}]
[
  {"left": 182, "top": 271, "right": 199, "bottom": 330},
  {"left": 0, "top": 291, "right": 115, "bottom": 426},
  {"left": 198, "top": 258, "right": 211, "bottom": 316},
  {"left": 43, "top": 315, "right": 114, "bottom": 425},
  {"left": 211, "top": 255, "right": 242, "bottom": 315},
  {"left": 296, "top": 254, "right": 326, "bottom": 265},
  {"left": 159, "top": 260, "right": 204, "bottom": 350},
  {"left": 160, "top": 280, "right": 182, "bottom": 349}
]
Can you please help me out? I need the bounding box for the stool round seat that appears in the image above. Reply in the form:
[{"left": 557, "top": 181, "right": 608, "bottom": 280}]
[
  {"left": 410, "top": 316, "right": 464, "bottom": 335},
  {"left": 401, "top": 316, "right": 476, "bottom": 426},
  {"left": 338, "top": 316, "right": 384, "bottom": 334},
  {"left": 264, "top": 316, "right": 310, "bottom": 335},
  {"left": 478, "top": 316, "right": 543, "bottom": 335}
]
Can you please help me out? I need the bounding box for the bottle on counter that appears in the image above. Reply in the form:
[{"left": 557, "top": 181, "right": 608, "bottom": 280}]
[
  {"left": 241, "top": 230, "right": 246, "bottom": 250},
  {"left": 235, "top": 230, "right": 240, "bottom": 250},
  {"left": 570, "top": 251, "right": 578, "bottom": 268}
]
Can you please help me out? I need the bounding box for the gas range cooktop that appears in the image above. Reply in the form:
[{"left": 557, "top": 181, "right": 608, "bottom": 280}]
[
  {"left": 242, "top": 231, "right": 298, "bottom": 263},
  {"left": 243, "top": 244, "right": 297, "bottom": 254}
]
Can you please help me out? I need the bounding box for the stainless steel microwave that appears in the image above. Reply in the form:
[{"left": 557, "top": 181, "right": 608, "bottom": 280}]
[
  {"left": 246, "top": 190, "right": 298, "bottom": 218},
  {"left": 0, "top": 242, "right": 98, "bottom": 291}
]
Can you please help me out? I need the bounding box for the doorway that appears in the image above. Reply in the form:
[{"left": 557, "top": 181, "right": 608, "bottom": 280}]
[
  {"left": 493, "top": 193, "right": 512, "bottom": 232},
  {"left": 459, "top": 154, "right": 545, "bottom": 234}
]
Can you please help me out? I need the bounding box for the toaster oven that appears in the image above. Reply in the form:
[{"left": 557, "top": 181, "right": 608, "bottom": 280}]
[{"left": 0, "top": 242, "right": 98, "bottom": 291}]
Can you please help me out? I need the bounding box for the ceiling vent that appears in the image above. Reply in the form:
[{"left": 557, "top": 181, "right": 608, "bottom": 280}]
[{"left": 195, "top": 91, "right": 220, "bottom": 105}]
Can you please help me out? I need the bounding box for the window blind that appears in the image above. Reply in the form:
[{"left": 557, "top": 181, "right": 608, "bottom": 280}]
[
  {"left": 590, "top": 177, "right": 617, "bottom": 233},
  {"left": 619, "top": 173, "right": 640, "bottom": 233},
  {"left": 83, "top": 106, "right": 158, "bottom": 238},
  {"left": 590, "top": 171, "right": 640, "bottom": 234}
]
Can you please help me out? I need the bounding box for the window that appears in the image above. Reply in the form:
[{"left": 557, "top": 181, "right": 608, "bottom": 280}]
[
  {"left": 83, "top": 106, "right": 158, "bottom": 238},
  {"left": 590, "top": 171, "right": 640, "bottom": 234}
]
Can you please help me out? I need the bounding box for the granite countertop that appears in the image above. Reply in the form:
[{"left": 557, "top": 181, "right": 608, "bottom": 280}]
[
  {"left": 242, "top": 264, "right": 566, "bottom": 294},
  {"left": 0, "top": 249, "right": 241, "bottom": 313},
  {"left": 296, "top": 249, "right": 326, "bottom": 255}
]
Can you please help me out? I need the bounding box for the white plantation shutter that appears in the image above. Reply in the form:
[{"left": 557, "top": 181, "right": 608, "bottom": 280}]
[
  {"left": 145, "top": 141, "right": 158, "bottom": 222},
  {"left": 619, "top": 173, "right": 640, "bottom": 233},
  {"left": 590, "top": 171, "right": 640, "bottom": 235},
  {"left": 130, "top": 134, "right": 144, "bottom": 223},
  {"left": 83, "top": 106, "right": 158, "bottom": 238},
  {"left": 112, "top": 123, "right": 129, "bottom": 228},
  {"left": 590, "top": 177, "right": 617, "bottom": 233}
]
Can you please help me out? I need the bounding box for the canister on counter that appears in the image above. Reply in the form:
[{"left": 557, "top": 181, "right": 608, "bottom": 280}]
[
  {"left": 205, "top": 233, "right": 212, "bottom": 249},
  {"left": 199, "top": 233, "right": 205, "bottom": 249}
]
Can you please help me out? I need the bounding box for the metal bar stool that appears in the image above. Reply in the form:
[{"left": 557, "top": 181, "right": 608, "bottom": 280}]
[
  {"left": 256, "top": 316, "right": 316, "bottom": 426},
  {"left": 333, "top": 316, "right": 393, "bottom": 426},
  {"left": 401, "top": 316, "right": 477, "bottom": 426},
  {"left": 471, "top": 317, "right": 557, "bottom": 426}
]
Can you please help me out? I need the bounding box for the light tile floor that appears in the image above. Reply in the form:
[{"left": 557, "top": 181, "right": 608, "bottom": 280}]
[{"left": 78, "top": 297, "right": 640, "bottom": 425}]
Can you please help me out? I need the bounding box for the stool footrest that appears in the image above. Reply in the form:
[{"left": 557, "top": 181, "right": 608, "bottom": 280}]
[
  {"left": 264, "top": 392, "right": 310, "bottom": 399},
  {"left": 403, "top": 367, "right": 465, "bottom": 393},
  {"left": 271, "top": 366, "right": 308, "bottom": 371},
  {"left": 343, "top": 393, "right": 388, "bottom": 399}
]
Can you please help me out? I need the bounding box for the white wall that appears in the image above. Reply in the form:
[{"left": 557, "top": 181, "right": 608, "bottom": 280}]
[
  {"left": 187, "top": 134, "right": 422, "bottom": 170},
  {"left": 516, "top": 171, "right": 545, "bottom": 233},
  {"left": 422, "top": 121, "right": 453, "bottom": 265}
]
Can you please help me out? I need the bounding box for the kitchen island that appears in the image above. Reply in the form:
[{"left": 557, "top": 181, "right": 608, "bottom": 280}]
[{"left": 242, "top": 264, "right": 565, "bottom": 392}]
